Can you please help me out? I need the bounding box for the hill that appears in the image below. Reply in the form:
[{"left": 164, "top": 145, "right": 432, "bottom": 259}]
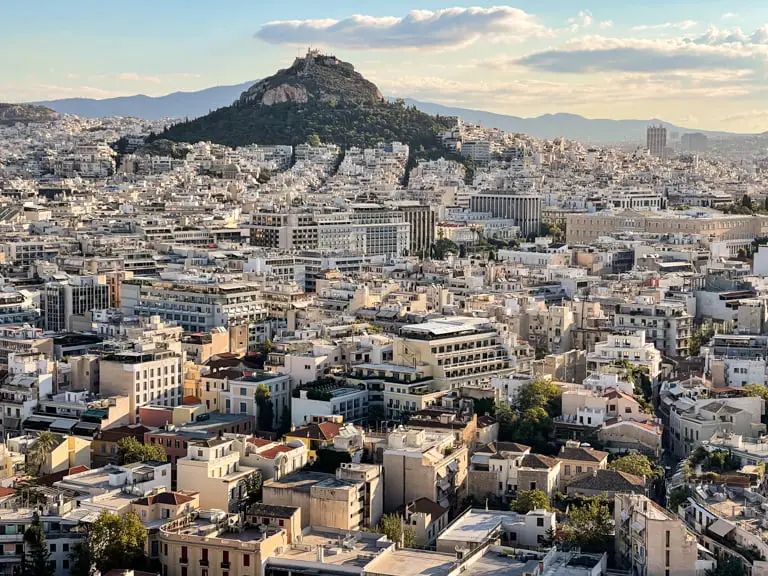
[
  {"left": 32, "top": 81, "right": 255, "bottom": 120},
  {"left": 0, "top": 103, "right": 58, "bottom": 125},
  {"left": 154, "top": 53, "right": 453, "bottom": 150},
  {"left": 401, "top": 99, "right": 743, "bottom": 142}
]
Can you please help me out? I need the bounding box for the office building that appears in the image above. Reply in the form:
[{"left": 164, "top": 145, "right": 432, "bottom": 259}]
[
  {"left": 469, "top": 192, "right": 542, "bottom": 237},
  {"left": 647, "top": 125, "right": 667, "bottom": 158}
]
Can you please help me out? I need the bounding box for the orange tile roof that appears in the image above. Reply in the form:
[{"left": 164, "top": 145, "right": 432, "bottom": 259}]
[{"left": 259, "top": 445, "right": 294, "bottom": 459}]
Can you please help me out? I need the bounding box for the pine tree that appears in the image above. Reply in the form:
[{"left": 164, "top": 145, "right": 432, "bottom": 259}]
[{"left": 21, "top": 512, "right": 54, "bottom": 576}]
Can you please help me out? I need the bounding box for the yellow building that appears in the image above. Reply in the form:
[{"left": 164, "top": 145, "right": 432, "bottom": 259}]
[
  {"left": 132, "top": 490, "right": 200, "bottom": 559},
  {"left": 0, "top": 444, "right": 24, "bottom": 479},
  {"left": 158, "top": 510, "right": 287, "bottom": 576}
]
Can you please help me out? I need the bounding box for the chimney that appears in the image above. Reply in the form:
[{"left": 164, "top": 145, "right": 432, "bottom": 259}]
[{"left": 317, "top": 546, "right": 325, "bottom": 563}]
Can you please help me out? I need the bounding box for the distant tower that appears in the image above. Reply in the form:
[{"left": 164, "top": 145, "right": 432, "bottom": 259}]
[{"left": 647, "top": 125, "right": 667, "bottom": 158}]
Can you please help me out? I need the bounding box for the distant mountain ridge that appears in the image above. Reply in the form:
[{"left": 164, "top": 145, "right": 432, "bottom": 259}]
[
  {"left": 399, "top": 99, "right": 745, "bottom": 143},
  {"left": 32, "top": 81, "right": 255, "bottom": 121},
  {"left": 27, "top": 80, "right": 756, "bottom": 142}
]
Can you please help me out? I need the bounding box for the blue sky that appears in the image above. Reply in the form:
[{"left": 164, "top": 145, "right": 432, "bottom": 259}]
[{"left": 3, "top": 1, "right": 768, "bottom": 131}]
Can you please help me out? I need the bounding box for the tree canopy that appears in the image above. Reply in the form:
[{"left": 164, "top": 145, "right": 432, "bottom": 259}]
[
  {"left": 609, "top": 453, "right": 655, "bottom": 477},
  {"left": 117, "top": 436, "right": 167, "bottom": 465},
  {"left": 26, "top": 431, "right": 59, "bottom": 475},
  {"left": 511, "top": 489, "right": 550, "bottom": 514},
  {"left": 371, "top": 514, "right": 415, "bottom": 548},
  {"left": 559, "top": 498, "right": 613, "bottom": 553},
  {"left": 71, "top": 511, "right": 148, "bottom": 576},
  {"left": 256, "top": 383, "right": 275, "bottom": 431},
  {"left": 519, "top": 377, "right": 562, "bottom": 416},
  {"left": 20, "top": 512, "right": 53, "bottom": 576}
]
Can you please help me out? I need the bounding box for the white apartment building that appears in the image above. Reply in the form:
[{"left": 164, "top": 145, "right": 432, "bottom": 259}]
[
  {"left": 220, "top": 372, "right": 291, "bottom": 430},
  {"left": 121, "top": 276, "right": 267, "bottom": 332},
  {"left": 614, "top": 296, "right": 693, "bottom": 357},
  {"left": 291, "top": 384, "right": 369, "bottom": 427},
  {"left": 393, "top": 317, "right": 514, "bottom": 389},
  {"left": 0, "top": 288, "right": 38, "bottom": 326},
  {"left": 587, "top": 330, "right": 662, "bottom": 380}
]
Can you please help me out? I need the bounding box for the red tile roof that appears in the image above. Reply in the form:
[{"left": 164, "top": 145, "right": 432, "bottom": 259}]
[
  {"left": 259, "top": 445, "right": 294, "bottom": 459},
  {"left": 247, "top": 437, "right": 274, "bottom": 448}
]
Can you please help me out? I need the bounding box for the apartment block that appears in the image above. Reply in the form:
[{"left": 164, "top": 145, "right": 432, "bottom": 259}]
[
  {"left": 262, "top": 470, "right": 364, "bottom": 530},
  {"left": 99, "top": 347, "right": 183, "bottom": 421},
  {"left": 176, "top": 436, "right": 258, "bottom": 513},
  {"left": 615, "top": 494, "right": 699, "bottom": 576},
  {"left": 382, "top": 428, "right": 468, "bottom": 513}
]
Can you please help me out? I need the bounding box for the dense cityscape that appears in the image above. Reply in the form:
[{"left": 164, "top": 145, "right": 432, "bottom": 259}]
[{"left": 2, "top": 9, "right": 768, "bottom": 576}]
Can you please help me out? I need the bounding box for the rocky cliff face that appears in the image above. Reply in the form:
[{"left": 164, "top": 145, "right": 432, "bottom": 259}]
[
  {"left": 239, "top": 52, "right": 383, "bottom": 106},
  {"left": 0, "top": 103, "right": 58, "bottom": 124}
]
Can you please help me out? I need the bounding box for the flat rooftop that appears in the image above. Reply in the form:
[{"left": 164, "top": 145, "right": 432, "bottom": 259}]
[
  {"left": 264, "top": 471, "right": 335, "bottom": 493},
  {"left": 438, "top": 510, "right": 520, "bottom": 544},
  {"left": 363, "top": 549, "right": 457, "bottom": 576},
  {"left": 272, "top": 528, "right": 386, "bottom": 568}
]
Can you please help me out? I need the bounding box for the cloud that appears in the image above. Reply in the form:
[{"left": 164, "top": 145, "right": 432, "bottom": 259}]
[
  {"left": 693, "top": 25, "right": 768, "bottom": 45},
  {"left": 721, "top": 13, "right": 738, "bottom": 20},
  {"left": 599, "top": 20, "right": 614, "bottom": 30},
  {"left": 631, "top": 20, "right": 698, "bottom": 32},
  {"left": 514, "top": 35, "right": 768, "bottom": 74},
  {"left": 567, "top": 10, "right": 593, "bottom": 32},
  {"left": 114, "top": 72, "right": 162, "bottom": 84},
  {"left": 254, "top": 6, "right": 551, "bottom": 50}
]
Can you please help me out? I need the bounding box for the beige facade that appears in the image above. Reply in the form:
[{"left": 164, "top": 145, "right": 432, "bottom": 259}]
[
  {"left": 262, "top": 470, "right": 364, "bottom": 530},
  {"left": 176, "top": 437, "right": 257, "bottom": 513},
  {"left": 336, "top": 463, "right": 384, "bottom": 528},
  {"left": 392, "top": 318, "right": 513, "bottom": 389},
  {"left": 598, "top": 420, "right": 663, "bottom": 458},
  {"left": 158, "top": 511, "right": 287, "bottom": 576},
  {"left": 99, "top": 348, "right": 183, "bottom": 422},
  {"left": 567, "top": 209, "right": 768, "bottom": 245},
  {"left": 615, "top": 494, "right": 698, "bottom": 576},
  {"left": 382, "top": 429, "right": 468, "bottom": 513}
]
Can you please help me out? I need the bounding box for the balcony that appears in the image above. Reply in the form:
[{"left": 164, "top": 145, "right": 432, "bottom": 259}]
[
  {"left": 179, "top": 557, "right": 188, "bottom": 565},
  {"left": 221, "top": 562, "right": 231, "bottom": 569},
  {"left": 200, "top": 559, "right": 209, "bottom": 567}
]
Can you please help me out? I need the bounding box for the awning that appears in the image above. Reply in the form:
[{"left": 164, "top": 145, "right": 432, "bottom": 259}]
[{"left": 708, "top": 519, "right": 736, "bottom": 539}]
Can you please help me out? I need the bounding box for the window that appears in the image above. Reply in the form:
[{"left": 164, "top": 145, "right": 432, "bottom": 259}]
[
  {"left": 244, "top": 554, "right": 250, "bottom": 567},
  {"left": 666, "top": 530, "right": 670, "bottom": 547},
  {"left": 63, "top": 543, "right": 69, "bottom": 552},
  {"left": 50, "top": 544, "right": 56, "bottom": 552},
  {"left": 665, "top": 550, "right": 670, "bottom": 567},
  {"left": 536, "top": 518, "right": 544, "bottom": 527}
]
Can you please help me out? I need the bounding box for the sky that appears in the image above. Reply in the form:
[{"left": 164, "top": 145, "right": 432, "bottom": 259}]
[{"left": 3, "top": 0, "right": 768, "bottom": 132}]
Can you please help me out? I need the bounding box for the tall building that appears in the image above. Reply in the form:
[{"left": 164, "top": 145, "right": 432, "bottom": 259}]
[
  {"left": 646, "top": 125, "right": 667, "bottom": 158},
  {"left": 42, "top": 275, "right": 111, "bottom": 332},
  {"left": 469, "top": 192, "right": 542, "bottom": 237},
  {"left": 615, "top": 494, "right": 698, "bottom": 576},
  {"left": 390, "top": 201, "right": 435, "bottom": 257},
  {"left": 99, "top": 347, "right": 183, "bottom": 420}
]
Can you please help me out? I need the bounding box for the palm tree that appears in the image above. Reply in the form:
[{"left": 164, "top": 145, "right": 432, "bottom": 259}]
[{"left": 25, "top": 432, "right": 59, "bottom": 475}]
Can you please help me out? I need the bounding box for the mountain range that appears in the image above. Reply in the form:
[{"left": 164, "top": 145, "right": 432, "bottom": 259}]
[
  {"left": 32, "top": 81, "right": 254, "bottom": 122},
  {"left": 26, "top": 78, "right": 753, "bottom": 143}
]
